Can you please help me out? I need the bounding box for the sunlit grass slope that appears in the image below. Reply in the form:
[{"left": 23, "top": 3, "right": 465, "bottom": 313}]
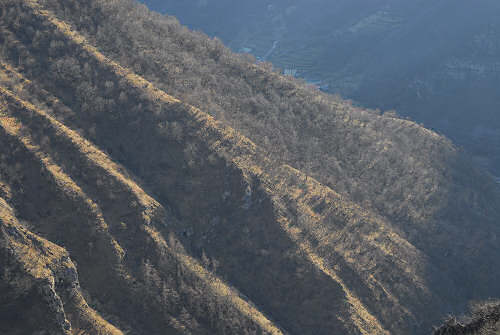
[{"left": 1, "top": 0, "right": 500, "bottom": 334}]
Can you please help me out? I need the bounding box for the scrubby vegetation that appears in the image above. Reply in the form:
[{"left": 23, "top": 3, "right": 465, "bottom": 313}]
[
  {"left": 433, "top": 301, "right": 500, "bottom": 335},
  {"left": 29, "top": 0, "right": 497, "bottom": 227},
  {"left": 1, "top": 0, "right": 500, "bottom": 334},
  {"left": 24, "top": 0, "right": 500, "bottom": 300},
  {"left": 140, "top": 0, "right": 500, "bottom": 176}
]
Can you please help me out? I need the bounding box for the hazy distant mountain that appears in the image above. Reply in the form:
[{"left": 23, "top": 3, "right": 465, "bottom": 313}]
[
  {"left": 2, "top": 0, "right": 500, "bottom": 334},
  {"left": 140, "top": 0, "right": 500, "bottom": 175}
]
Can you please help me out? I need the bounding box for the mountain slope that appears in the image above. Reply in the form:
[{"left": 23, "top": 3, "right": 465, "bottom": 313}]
[
  {"left": 0, "top": 74, "right": 284, "bottom": 334},
  {"left": 0, "top": 0, "right": 500, "bottom": 334},
  {"left": 0, "top": 197, "right": 123, "bottom": 335},
  {"left": 433, "top": 301, "right": 500, "bottom": 335},
  {"left": 35, "top": 0, "right": 500, "bottom": 303},
  {"left": 140, "top": 0, "right": 500, "bottom": 176}
]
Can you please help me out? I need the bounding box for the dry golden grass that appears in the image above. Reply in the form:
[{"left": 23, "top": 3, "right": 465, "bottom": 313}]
[
  {"left": 0, "top": 98, "right": 109, "bottom": 233},
  {"left": 0, "top": 2, "right": 463, "bottom": 333},
  {"left": 1, "top": 198, "right": 123, "bottom": 335},
  {"left": 0, "top": 81, "right": 284, "bottom": 333},
  {"left": 0, "top": 82, "right": 160, "bottom": 221},
  {"left": 279, "top": 215, "right": 389, "bottom": 335},
  {"left": 0, "top": 198, "right": 63, "bottom": 280},
  {"left": 277, "top": 165, "right": 427, "bottom": 291},
  {"left": 0, "top": 95, "right": 126, "bottom": 335},
  {"left": 0, "top": 86, "right": 129, "bottom": 270},
  {"left": 13, "top": 4, "right": 395, "bottom": 331},
  {"left": 25, "top": 0, "right": 268, "bottom": 185},
  {"left": 144, "top": 226, "right": 284, "bottom": 335},
  {"left": 265, "top": 164, "right": 432, "bottom": 333},
  {"left": 67, "top": 290, "right": 124, "bottom": 335}
]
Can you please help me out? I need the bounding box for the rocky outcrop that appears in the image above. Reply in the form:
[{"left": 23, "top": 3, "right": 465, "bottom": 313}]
[
  {"left": 0, "top": 197, "right": 121, "bottom": 335},
  {"left": 433, "top": 302, "right": 500, "bottom": 335}
]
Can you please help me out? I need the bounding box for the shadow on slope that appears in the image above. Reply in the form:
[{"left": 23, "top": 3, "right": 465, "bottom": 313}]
[{"left": 1, "top": 0, "right": 500, "bottom": 334}]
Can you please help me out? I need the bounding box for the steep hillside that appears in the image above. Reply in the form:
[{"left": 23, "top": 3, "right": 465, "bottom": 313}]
[
  {"left": 433, "top": 301, "right": 500, "bottom": 335},
  {"left": 1, "top": 0, "right": 500, "bottom": 334},
  {"left": 0, "top": 70, "right": 284, "bottom": 334},
  {"left": 140, "top": 0, "right": 500, "bottom": 176},
  {"left": 0, "top": 197, "right": 123, "bottom": 335}
]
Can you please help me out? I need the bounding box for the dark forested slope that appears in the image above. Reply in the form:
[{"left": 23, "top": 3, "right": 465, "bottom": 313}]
[
  {"left": 140, "top": 0, "right": 500, "bottom": 176},
  {"left": 1, "top": 0, "right": 500, "bottom": 334}
]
